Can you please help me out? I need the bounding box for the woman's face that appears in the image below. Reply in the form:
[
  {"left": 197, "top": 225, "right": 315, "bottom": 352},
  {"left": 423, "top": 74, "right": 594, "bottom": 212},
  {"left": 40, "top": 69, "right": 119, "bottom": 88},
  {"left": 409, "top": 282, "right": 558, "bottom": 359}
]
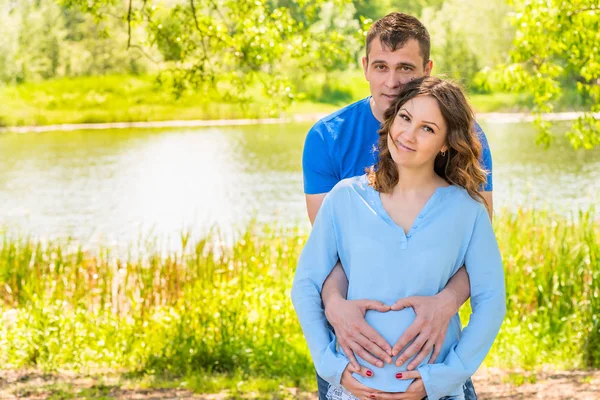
[{"left": 387, "top": 94, "right": 448, "bottom": 170}]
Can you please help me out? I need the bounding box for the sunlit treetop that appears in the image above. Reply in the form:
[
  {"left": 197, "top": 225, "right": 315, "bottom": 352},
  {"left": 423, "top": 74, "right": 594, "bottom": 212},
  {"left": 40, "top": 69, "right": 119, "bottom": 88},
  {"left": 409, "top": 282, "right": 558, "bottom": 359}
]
[
  {"left": 59, "top": 0, "right": 364, "bottom": 113},
  {"left": 494, "top": 0, "right": 599, "bottom": 149}
]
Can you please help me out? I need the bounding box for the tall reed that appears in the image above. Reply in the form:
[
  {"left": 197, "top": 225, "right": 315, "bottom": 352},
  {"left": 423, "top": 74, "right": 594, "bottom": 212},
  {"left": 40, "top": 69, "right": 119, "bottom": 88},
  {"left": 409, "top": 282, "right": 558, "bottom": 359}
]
[{"left": 1, "top": 208, "right": 598, "bottom": 377}]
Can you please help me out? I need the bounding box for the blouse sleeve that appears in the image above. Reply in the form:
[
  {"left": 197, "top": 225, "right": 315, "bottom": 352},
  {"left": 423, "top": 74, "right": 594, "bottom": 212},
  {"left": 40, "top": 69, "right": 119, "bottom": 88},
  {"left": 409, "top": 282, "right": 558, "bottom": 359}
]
[
  {"left": 417, "top": 206, "right": 506, "bottom": 400},
  {"left": 291, "top": 194, "right": 350, "bottom": 385}
]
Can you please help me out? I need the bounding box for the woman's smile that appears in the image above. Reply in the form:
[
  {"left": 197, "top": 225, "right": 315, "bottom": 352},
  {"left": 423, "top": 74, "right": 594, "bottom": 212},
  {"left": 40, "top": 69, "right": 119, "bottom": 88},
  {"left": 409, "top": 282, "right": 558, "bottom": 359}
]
[{"left": 395, "top": 140, "right": 416, "bottom": 152}]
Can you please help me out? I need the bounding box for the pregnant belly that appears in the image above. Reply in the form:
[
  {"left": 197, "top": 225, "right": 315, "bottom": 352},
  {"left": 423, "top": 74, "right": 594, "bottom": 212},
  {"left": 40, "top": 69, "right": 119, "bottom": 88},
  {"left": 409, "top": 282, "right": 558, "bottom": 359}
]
[
  {"left": 364, "top": 308, "right": 422, "bottom": 348},
  {"left": 346, "top": 308, "right": 433, "bottom": 392}
]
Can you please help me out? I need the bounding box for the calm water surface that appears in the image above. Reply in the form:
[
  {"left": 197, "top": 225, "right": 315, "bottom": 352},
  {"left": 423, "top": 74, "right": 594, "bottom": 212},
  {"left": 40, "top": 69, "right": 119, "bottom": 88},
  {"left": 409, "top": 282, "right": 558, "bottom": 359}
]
[{"left": 0, "top": 121, "right": 598, "bottom": 247}]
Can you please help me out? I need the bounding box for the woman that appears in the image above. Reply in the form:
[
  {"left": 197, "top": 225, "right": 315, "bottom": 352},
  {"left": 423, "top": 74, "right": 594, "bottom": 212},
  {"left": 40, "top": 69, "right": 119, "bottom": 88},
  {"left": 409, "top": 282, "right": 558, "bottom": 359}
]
[{"left": 291, "top": 77, "right": 506, "bottom": 400}]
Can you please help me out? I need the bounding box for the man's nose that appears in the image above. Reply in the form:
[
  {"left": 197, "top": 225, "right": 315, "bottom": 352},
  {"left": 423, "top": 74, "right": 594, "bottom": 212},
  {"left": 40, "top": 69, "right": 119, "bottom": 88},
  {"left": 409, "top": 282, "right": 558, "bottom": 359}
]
[{"left": 385, "top": 71, "right": 401, "bottom": 88}]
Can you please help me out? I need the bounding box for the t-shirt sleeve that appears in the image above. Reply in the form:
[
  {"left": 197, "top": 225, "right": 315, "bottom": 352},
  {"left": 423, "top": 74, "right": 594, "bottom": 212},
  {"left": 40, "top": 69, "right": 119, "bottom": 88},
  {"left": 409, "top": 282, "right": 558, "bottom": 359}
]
[
  {"left": 291, "top": 194, "right": 350, "bottom": 385},
  {"left": 474, "top": 122, "right": 493, "bottom": 191},
  {"left": 417, "top": 206, "right": 506, "bottom": 400},
  {"left": 302, "top": 121, "right": 339, "bottom": 195}
]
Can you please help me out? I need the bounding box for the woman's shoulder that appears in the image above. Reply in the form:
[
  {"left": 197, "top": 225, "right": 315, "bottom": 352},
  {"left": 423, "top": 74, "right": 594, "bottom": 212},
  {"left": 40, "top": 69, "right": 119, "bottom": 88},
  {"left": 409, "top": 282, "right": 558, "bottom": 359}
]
[
  {"left": 447, "top": 185, "right": 489, "bottom": 216},
  {"left": 323, "top": 175, "right": 373, "bottom": 210},
  {"left": 329, "top": 174, "right": 370, "bottom": 196}
]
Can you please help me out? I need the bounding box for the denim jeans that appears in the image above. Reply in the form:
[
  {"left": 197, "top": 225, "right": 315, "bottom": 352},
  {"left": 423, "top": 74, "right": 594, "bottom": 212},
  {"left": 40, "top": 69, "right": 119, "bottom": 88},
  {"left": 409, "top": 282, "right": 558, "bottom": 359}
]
[{"left": 316, "top": 373, "right": 477, "bottom": 400}]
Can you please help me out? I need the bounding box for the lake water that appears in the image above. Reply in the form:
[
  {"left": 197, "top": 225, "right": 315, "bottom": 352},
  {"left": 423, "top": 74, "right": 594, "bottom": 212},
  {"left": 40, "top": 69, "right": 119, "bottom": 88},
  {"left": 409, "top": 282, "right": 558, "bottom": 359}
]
[{"left": 0, "top": 120, "right": 598, "bottom": 248}]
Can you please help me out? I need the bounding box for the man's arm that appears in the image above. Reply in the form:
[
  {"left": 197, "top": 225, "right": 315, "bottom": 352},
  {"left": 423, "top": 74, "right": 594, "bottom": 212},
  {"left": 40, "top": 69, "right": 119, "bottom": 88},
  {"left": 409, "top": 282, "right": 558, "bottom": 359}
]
[
  {"left": 306, "top": 194, "right": 326, "bottom": 225},
  {"left": 481, "top": 191, "right": 493, "bottom": 220}
]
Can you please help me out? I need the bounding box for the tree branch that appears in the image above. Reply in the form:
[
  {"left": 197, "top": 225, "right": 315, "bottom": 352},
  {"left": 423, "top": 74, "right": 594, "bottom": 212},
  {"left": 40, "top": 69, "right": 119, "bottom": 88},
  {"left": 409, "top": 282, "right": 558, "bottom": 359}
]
[
  {"left": 570, "top": 7, "right": 600, "bottom": 17},
  {"left": 128, "top": 44, "right": 160, "bottom": 65},
  {"left": 189, "top": 0, "right": 202, "bottom": 32},
  {"left": 127, "top": 0, "right": 133, "bottom": 49},
  {"left": 189, "top": 0, "right": 213, "bottom": 68}
]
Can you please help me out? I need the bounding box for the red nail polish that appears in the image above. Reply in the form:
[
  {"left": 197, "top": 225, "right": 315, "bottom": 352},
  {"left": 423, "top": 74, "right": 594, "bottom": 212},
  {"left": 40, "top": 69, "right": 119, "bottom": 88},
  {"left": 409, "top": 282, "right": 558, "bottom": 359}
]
[
  {"left": 366, "top": 370, "right": 373, "bottom": 377},
  {"left": 396, "top": 373, "right": 403, "bottom": 379}
]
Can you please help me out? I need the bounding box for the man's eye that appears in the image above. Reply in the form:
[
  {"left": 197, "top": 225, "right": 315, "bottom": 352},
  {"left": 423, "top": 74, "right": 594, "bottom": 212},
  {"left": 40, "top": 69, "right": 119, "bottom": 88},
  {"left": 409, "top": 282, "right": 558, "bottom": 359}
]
[{"left": 375, "top": 65, "right": 387, "bottom": 71}]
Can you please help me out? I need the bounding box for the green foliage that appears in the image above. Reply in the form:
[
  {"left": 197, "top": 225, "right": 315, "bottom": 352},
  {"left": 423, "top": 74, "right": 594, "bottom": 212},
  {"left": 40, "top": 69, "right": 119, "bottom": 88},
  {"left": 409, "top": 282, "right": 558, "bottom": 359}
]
[
  {"left": 1, "top": 208, "right": 599, "bottom": 376},
  {"left": 351, "top": 0, "right": 391, "bottom": 20},
  {"left": 58, "top": 0, "right": 363, "bottom": 112},
  {"left": 0, "top": 0, "right": 64, "bottom": 83},
  {"left": 392, "top": 0, "right": 445, "bottom": 17},
  {"left": 473, "top": 208, "right": 600, "bottom": 369},
  {"left": 422, "top": 0, "right": 515, "bottom": 92},
  {"left": 0, "top": 225, "right": 312, "bottom": 377},
  {"left": 0, "top": 0, "right": 152, "bottom": 84},
  {"left": 491, "top": 0, "right": 600, "bottom": 149}
]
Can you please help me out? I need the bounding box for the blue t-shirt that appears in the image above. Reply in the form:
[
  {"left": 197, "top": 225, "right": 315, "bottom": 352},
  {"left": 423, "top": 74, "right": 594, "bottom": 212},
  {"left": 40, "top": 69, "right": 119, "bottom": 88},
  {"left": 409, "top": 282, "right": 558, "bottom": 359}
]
[{"left": 302, "top": 97, "right": 493, "bottom": 194}]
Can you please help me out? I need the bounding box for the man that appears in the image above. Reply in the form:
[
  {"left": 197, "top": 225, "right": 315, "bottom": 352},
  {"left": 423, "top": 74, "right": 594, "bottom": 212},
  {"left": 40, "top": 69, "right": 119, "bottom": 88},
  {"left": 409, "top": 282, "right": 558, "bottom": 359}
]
[{"left": 302, "top": 12, "right": 493, "bottom": 400}]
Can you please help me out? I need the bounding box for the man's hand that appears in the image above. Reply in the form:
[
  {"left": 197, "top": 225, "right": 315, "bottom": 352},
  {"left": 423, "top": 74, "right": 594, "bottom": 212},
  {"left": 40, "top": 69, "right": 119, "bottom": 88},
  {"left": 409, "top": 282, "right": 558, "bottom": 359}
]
[
  {"left": 341, "top": 364, "right": 377, "bottom": 399},
  {"left": 390, "top": 290, "right": 458, "bottom": 369},
  {"left": 325, "top": 294, "right": 393, "bottom": 369}
]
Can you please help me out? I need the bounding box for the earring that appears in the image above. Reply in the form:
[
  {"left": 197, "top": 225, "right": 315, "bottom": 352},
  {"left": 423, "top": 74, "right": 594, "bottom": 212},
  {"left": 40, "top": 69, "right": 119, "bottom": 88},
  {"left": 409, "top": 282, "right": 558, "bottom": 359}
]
[{"left": 440, "top": 150, "right": 447, "bottom": 157}]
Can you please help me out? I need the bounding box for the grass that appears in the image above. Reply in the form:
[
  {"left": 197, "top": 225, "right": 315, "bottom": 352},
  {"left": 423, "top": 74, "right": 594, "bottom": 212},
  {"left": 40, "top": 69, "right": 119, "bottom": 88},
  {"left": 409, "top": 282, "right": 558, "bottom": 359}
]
[
  {"left": 0, "top": 72, "right": 531, "bottom": 127},
  {"left": 0, "top": 207, "right": 599, "bottom": 396},
  {"left": 0, "top": 75, "right": 278, "bottom": 127},
  {"left": 0, "top": 369, "right": 316, "bottom": 399},
  {"left": 468, "top": 92, "right": 532, "bottom": 113}
]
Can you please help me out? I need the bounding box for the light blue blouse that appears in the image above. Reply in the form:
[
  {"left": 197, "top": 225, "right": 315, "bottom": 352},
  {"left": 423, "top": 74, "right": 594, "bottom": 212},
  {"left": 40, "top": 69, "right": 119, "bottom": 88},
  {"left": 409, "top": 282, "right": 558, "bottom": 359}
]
[{"left": 291, "top": 175, "right": 506, "bottom": 400}]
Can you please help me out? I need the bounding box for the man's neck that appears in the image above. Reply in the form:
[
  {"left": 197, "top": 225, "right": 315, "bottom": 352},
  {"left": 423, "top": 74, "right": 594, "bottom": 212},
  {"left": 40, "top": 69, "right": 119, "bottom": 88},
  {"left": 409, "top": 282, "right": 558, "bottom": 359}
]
[{"left": 369, "top": 97, "right": 385, "bottom": 123}]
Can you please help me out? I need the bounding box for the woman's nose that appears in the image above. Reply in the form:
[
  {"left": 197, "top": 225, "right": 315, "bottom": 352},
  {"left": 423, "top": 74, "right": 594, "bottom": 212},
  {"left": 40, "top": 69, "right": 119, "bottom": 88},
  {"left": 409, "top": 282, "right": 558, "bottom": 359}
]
[{"left": 402, "top": 125, "right": 417, "bottom": 141}]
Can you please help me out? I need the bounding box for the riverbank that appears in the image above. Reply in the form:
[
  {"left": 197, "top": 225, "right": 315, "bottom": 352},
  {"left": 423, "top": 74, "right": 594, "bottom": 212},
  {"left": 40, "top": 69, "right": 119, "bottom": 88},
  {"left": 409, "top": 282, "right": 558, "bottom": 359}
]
[
  {"left": 2, "top": 111, "right": 599, "bottom": 134},
  {"left": 0, "top": 74, "right": 536, "bottom": 129}
]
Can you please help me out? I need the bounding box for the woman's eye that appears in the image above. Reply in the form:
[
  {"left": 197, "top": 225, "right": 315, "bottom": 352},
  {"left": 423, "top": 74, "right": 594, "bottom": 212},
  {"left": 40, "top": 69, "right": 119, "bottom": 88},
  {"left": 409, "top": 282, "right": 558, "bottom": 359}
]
[
  {"left": 423, "top": 126, "right": 434, "bottom": 133},
  {"left": 399, "top": 114, "right": 410, "bottom": 121}
]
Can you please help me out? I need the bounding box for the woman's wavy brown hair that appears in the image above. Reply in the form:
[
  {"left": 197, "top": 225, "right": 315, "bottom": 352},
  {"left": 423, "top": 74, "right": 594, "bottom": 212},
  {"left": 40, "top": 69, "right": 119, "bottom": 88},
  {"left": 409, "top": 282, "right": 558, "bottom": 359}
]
[{"left": 367, "top": 76, "right": 489, "bottom": 210}]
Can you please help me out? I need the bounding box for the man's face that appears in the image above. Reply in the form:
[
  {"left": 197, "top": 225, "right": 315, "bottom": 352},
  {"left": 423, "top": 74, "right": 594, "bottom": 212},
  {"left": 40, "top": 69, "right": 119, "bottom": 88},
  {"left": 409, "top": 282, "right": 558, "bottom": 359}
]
[{"left": 362, "top": 38, "right": 432, "bottom": 122}]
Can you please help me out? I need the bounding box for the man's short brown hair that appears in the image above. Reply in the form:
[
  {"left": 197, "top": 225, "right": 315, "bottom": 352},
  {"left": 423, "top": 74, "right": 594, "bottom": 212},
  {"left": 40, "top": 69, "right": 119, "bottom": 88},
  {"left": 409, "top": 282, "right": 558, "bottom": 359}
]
[{"left": 366, "top": 12, "right": 431, "bottom": 67}]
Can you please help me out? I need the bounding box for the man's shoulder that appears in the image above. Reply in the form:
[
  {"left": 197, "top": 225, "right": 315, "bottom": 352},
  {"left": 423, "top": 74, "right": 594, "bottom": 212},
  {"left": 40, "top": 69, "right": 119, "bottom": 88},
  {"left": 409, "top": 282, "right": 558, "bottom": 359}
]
[
  {"left": 309, "top": 97, "right": 371, "bottom": 135},
  {"left": 473, "top": 120, "right": 490, "bottom": 147},
  {"left": 320, "top": 97, "right": 371, "bottom": 123}
]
